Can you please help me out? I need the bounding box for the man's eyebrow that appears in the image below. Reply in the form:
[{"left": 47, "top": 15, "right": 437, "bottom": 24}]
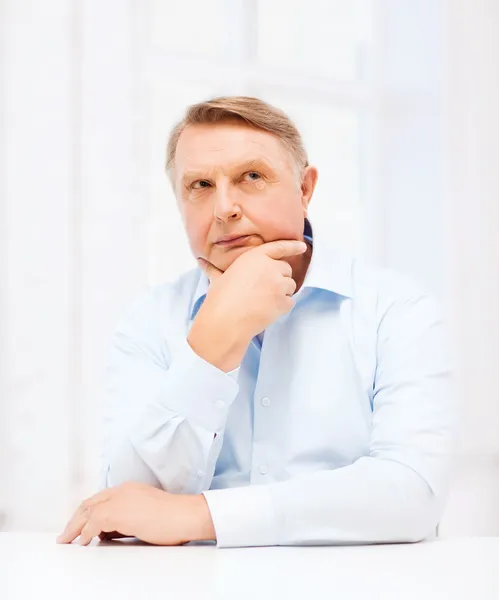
[
  {"left": 181, "top": 158, "right": 275, "bottom": 182},
  {"left": 181, "top": 168, "right": 216, "bottom": 183}
]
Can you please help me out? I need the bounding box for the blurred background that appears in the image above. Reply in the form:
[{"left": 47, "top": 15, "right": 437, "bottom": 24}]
[{"left": 1, "top": 0, "right": 498, "bottom": 536}]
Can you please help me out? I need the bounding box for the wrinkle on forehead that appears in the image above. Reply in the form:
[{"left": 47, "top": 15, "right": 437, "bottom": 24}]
[{"left": 174, "top": 123, "right": 296, "bottom": 180}]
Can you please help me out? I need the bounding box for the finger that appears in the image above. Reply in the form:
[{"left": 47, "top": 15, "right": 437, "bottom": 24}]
[
  {"left": 57, "top": 508, "right": 90, "bottom": 544},
  {"left": 283, "top": 277, "right": 297, "bottom": 296},
  {"left": 79, "top": 503, "right": 115, "bottom": 546},
  {"left": 57, "top": 489, "right": 114, "bottom": 544},
  {"left": 198, "top": 258, "right": 223, "bottom": 282},
  {"left": 78, "top": 514, "right": 107, "bottom": 546},
  {"left": 278, "top": 260, "right": 293, "bottom": 277},
  {"left": 259, "top": 240, "right": 307, "bottom": 260},
  {"left": 78, "top": 517, "right": 100, "bottom": 546}
]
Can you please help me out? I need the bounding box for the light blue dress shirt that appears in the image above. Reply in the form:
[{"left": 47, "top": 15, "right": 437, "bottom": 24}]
[{"left": 101, "top": 220, "right": 453, "bottom": 548}]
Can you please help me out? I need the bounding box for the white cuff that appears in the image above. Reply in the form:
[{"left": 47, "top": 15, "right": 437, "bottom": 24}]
[{"left": 203, "top": 485, "right": 278, "bottom": 548}]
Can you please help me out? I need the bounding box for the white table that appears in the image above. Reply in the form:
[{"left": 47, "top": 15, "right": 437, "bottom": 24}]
[{"left": 1, "top": 533, "right": 498, "bottom": 600}]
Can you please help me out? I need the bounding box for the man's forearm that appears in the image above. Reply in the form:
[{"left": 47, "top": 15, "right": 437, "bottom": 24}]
[
  {"left": 203, "top": 457, "right": 445, "bottom": 548},
  {"left": 105, "top": 333, "right": 240, "bottom": 494},
  {"left": 187, "top": 310, "right": 250, "bottom": 372}
]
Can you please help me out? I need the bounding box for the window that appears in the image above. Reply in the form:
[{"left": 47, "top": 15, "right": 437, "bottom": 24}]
[{"left": 141, "top": 0, "right": 373, "bottom": 285}]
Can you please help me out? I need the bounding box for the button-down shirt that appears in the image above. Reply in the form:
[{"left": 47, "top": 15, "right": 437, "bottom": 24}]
[{"left": 101, "top": 221, "right": 454, "bottom": 548}]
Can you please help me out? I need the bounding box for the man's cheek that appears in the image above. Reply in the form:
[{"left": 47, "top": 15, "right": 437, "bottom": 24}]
[{"left": 186, "top": 229, "right": 209, "bottom": 258}]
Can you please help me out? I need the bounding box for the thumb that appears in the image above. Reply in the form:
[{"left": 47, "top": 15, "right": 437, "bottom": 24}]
[{"left": 198, "top": 258, "right": 223, "bottom": 282}]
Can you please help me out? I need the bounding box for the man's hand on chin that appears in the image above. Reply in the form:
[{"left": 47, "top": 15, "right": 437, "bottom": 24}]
[{"left": 56, "top": 481, "right": 216, "bottom": 546}]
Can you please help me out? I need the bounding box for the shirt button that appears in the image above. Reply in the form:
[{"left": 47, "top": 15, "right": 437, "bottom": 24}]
[
  {"left": 197, "top": 470, "right": 205, "bottom": 478},
  {"left": 261, "top": 397, "right": 271, "bottom": 407},
  {"left": 215, "top": 400, "right": 225, "bottom": 409},
  {"left": 259, "top": 465, "right": 268, "bottom": 476}
]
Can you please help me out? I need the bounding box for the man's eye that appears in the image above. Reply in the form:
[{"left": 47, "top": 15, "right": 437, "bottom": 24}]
[
  {"left": 192, "top": 180, "right": 211, "bottom": 189},
  {"left": 244, "top": 171, "right": 262, "bottom": 181}
]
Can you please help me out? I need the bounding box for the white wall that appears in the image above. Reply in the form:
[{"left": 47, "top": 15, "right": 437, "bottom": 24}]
[
  {"left": 0, "top": 0, "right": 148, "bottom": 530},
  {"left": 1, "top": 0, "right": 499, "bottom": 535},
  {"left": 371, "top": 0, "right": 499, "bottom": 536},
  {"left": 1, "top": 0, "right": 76, "bottom": 531},
  {"left": 439, "top": 0, "right": 499, "bottom": 536}
]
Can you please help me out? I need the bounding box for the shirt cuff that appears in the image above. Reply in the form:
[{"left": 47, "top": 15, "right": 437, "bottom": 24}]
[
  {"left": 158, "top": 337, "right": 240, "bottom": 433},
  {"left": 203, "top": 485, "right": 278, "bottom": 548}
]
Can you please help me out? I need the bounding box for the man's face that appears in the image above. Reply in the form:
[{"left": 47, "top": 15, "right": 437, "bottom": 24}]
[{"left": 174, "top": 121, "right": 317, "bottom": 272}]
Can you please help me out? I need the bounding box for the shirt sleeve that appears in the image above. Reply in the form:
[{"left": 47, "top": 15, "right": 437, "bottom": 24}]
[
  {"left": 203, "top": 290, "right": 455, "bottom": 548},
  {"left": 100, "top": 288, "right": 240, "bottom": 494}
]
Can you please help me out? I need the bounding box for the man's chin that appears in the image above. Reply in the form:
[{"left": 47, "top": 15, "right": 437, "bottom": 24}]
[{"left": 211, "top": 244, "right": 255, "bottom": 272}]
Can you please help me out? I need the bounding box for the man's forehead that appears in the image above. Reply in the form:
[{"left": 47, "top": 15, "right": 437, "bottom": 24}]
[{"left": 175, "top": 123, "right": 290, "bottom": 173}]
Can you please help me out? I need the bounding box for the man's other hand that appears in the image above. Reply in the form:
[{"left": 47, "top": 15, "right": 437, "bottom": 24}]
[{"left": 56, "top": 482, "right": 215, "bottom": 546}]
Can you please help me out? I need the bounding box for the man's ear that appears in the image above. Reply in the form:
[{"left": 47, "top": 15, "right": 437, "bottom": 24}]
[{"left": 301, "top": 166, "right": 318, "bottom": 214}]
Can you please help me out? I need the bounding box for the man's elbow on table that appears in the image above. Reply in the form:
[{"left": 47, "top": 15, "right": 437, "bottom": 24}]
[
  {"left": 379, "top": 470, "right": 447, "bottom": 544},
  {"left": 398, "top": 498, "right": 444, "bottom": 544}
]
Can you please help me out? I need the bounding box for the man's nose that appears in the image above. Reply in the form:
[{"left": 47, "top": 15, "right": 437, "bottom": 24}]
[{"left": 213, "top": 185, "right": 241, "bottom": 223}]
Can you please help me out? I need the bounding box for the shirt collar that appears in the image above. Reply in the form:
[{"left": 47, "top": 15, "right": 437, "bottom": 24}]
[
  {"left": 300, "top": 219, "right": 353, "bottom": 298},
  {"left": 189, "top": 218, "right": 353, "bottom": 320}
]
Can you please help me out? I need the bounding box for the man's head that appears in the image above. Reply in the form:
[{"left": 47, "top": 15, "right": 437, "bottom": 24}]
[{"left": 166, "top": 96, "right": 318, "bottom": 273}]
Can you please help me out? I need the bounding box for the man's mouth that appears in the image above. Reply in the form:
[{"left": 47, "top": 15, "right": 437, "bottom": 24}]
[{"left": 214, "top": 235, "right": 253, "bottom": 248}]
